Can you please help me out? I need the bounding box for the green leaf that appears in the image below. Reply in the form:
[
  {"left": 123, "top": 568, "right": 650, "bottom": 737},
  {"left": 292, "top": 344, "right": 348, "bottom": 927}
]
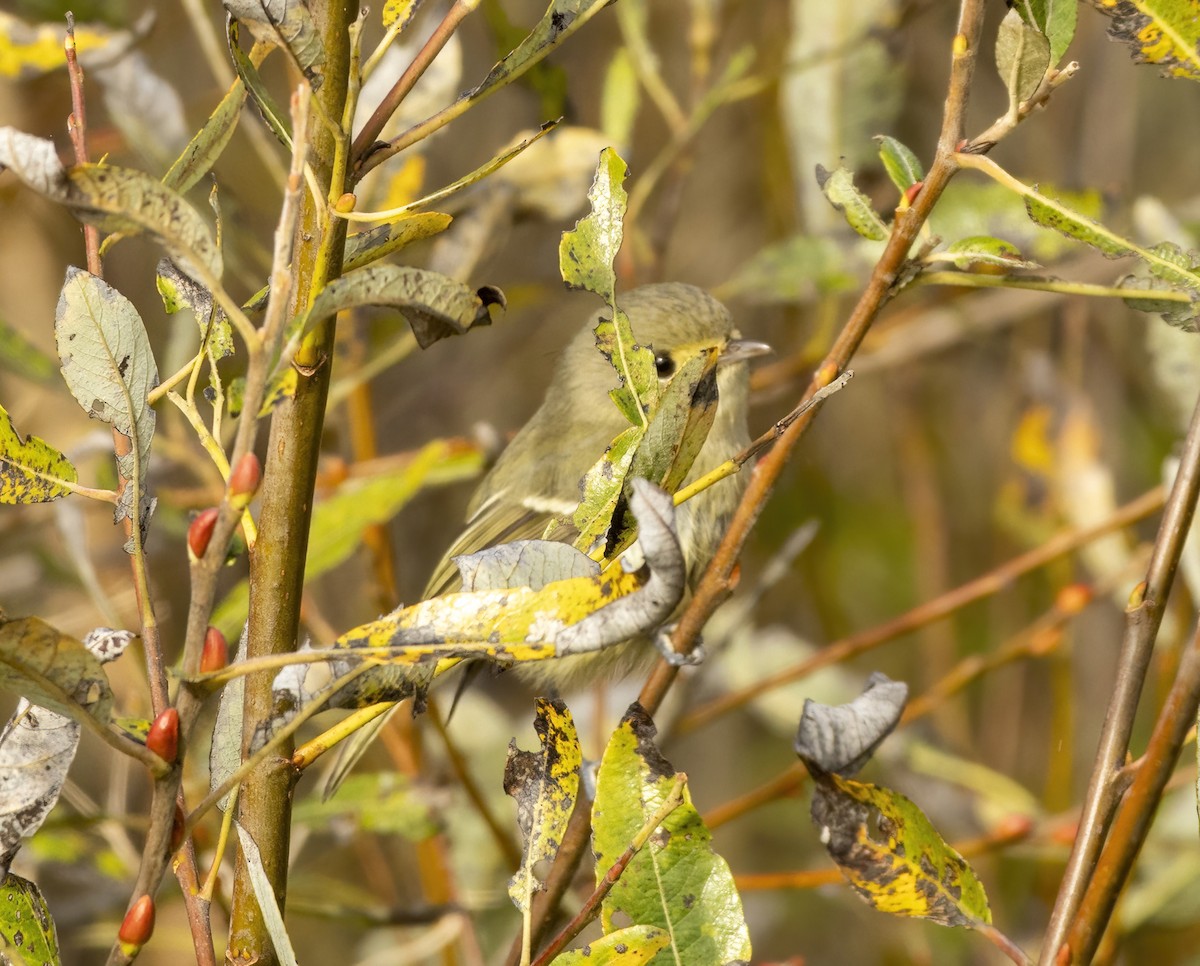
[
  {"left": 593, "top": 705, "right": 752, "bottom": 965},
  {"left": 163, "top": 78, "right": 247, "bottom": 195},
  {"left": 816, "top": 164, "right": 889, "bottom": 241},
  {"left": 1120, "top": 242, "right": 1200, "bottom": 330},
  {"left": 343, "top": 213, "right": 455, "bottom": 272},
  {"left": 157, "top": 258, "right": 233, "bottom": 363},
  {"left": 875, "top": 135, "right": 924, "bottom": 193},
  {"left": 1024, "top": 185, "right": 1132, "bottom": 258},
  {"left": 809, "top": 771, "right": 993, "bottom": 928},
  {"left": 55, "top": 268, "right": 157, "bottom": 545},
  {"left": 720, "top": 235, "right": 860, "bottom": 304},
  {"left": 299, "top": 265, "right": 501, "bottom": 350},
  {"left": 996, "top": 9, "right": 1051, "bottom": 103},
  {"left": 506, "top": 699, "right": 581, "bottom": 912},
  {"left": 0, "top": 319, "right": 55, "bottom": 383},
  {"left": 571, "top": 425, "right": 641, "bottom": 556},
  {"left": 227, "top": 19, "right": 292, "bottom": 149},
  {"left": 560, "top": 148, "right": 657, "bottom": 426},
  {"left": 0, "top": 616, "right": 113, "bottom": 726},
  {"left": 0, "top": 873, "right": 60, "bottom": 964},
  {"left": 1016, "top": 0, "right": 1077, "bottom": 63},
  {"left": 585, "top": 348, "right": 720, "bottom": 562},
  {"left": 1090, "top": 0, "right": 1200, "bottom": 80},
  {"left": 931, "top": 235, "right": 1040, "bottom": 271},
  {"left": 0, "top": 403, "right": 77, "bottom": 504},
  {"left": 600, "top": 47, "right": 639, "bottom": 149},
  {"left": 472, "top": 0, "right": 611, "bottom": 101},
  {"left": 559, "top": 147, "right": 628, "bottom": 301},
  {"left": 293, "top": 773, "right": 437, "bottom": 839},
  {"left": 550, "top": 925, "right": 671, "bottom": 964}
]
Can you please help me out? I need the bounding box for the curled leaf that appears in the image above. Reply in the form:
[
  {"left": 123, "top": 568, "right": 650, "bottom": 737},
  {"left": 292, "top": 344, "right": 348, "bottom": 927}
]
[
  {"left": 795, "top": 671, "right": 908, "bottom": 776},
  {"left": 223, "top": 0, "right": 325, "bottom": 88},
  {"left": 300, "top": 265, "right": 501, "bottom": 349},
  {"left": 816, "top": 164, "right": 889, "bottom": 241}
]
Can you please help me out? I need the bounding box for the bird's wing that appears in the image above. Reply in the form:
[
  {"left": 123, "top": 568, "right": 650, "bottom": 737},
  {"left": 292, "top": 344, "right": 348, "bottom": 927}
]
[{"left": 422, "top": 489, "right": 579, "bottom": 597}]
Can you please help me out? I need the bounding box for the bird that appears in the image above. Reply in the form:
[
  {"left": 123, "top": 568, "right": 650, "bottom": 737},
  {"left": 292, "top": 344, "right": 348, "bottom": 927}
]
[
  {"left": 424, "top": 281, "right": 768, "bottom": 689},
  {"left": 321, "top": 282, "right": 766, "bottom": 796}
]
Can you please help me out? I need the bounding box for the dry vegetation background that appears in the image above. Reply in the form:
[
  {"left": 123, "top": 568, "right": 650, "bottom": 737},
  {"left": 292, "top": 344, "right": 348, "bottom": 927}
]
[{"left": 3, "top": 0, "right": 1200, "bottom": 963}]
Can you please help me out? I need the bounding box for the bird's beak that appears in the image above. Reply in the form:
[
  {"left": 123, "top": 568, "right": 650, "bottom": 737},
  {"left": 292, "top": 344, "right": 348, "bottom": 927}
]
[{"left": 720, "top": 337, "right": 772, "bottom": 366}]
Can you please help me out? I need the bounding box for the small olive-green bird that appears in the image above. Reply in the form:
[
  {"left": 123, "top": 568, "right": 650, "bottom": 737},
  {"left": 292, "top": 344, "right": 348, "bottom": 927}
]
[
  {"left": 323, "top": 282, "right": 765, "bottom": 796},
  {"left": 425, "top": 281, "right": 768, "bottom": 689}
]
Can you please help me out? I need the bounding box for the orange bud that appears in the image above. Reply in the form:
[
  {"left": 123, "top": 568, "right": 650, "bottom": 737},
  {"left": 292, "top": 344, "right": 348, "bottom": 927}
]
[
  {"left": 992, "top": 813, "right": 1034, "bottom": 842},
  {"left": 228, "top": 453, "right": 261, "bottom": 509},
  {"left": 1054, "top": 942, "right": 1072, "bottom": 966},
  {"left": 1055, "top": 582, "right": 1093, "bottom": 616},
  {"left": 334, "top": 192, "right": 357, "bottom": 212},
  {"left": 146, "top": 708, "right": 180, "bottom": 765},
  {"left": 1127, "top": 579, "right": 1148, "bottom": 611},
  {"left": 200, "top": 627, "right": 228, "bottom": 673},
  {"left": 118, "top": 895, "right": 155, "bottom": 953},
  {"left": 187, "top": 508, "right": 219, "bottom": 561}
]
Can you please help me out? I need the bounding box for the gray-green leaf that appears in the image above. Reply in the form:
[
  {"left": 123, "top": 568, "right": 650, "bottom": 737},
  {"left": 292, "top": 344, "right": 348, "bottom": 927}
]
[
  {"left": 996, "top": 9, "right": 1050, "bottom": 104},
  {"left": 55, "top": 268, "right": 158, "bottom": 544}
]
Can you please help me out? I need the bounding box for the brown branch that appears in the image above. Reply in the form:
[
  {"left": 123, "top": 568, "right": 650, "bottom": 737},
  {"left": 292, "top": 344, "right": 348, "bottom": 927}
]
[
  {"left": 350, "top": 0, "right": 479, "bottom": 175},
  {"left": 675, "top": 486, "right": 1164, "bottom": 737},
  {"left": 637, "top": 0, "right": 988, "bottom": 718},
  {"left": 1062, "top": 618, "right": 1200, "bottom": 962},
  {"left": 1040, "top": 388, "right": 1200, "bottom": 962}
]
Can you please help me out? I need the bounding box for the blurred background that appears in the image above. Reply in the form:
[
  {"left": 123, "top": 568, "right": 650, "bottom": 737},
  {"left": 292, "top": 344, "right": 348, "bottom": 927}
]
[{"left": 3, "top": 0, "right": 1200, "bottom": 962}]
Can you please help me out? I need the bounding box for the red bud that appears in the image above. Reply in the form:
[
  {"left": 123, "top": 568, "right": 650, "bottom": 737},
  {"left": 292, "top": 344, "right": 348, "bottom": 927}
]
[
  {"left": 200, "top": 626, "right": 228, "bottom": 674},
  {"left": 118, "top": 895, "right": 155, "bottom": 953},
  {"left": 146, "top": 708, "right": 180, "bottom": 765},
  {"left": 187, "top": 508, "right": 219, "bottom": 561},
  {"left": 902, "top": 180, "right": 924, "bottom": 207},
  {"left": 228, "top": 453, "right": 261, "bottom": 509}
]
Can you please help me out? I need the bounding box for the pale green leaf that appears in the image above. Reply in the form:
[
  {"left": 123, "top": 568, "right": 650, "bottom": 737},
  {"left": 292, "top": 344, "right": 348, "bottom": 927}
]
[
  {"left": 720, "top": 235, "right": 860, "bottom": 303},
  {"left": 816, "top": 164, "right": 889, "bottom": 241},
  {"left": 931, "top": 235, "right": 1040, "bottom": 271},
  {"left": 560, "top": 148, "right": 657, "bottom": 425},
  {"left": 163, "top": 78, "right": 248, "bottom": 195},
  {"left": 293, "top": 773, "right": 437, "bottom": 839},
  {"left": 1024, "top": 186, "right": 1132, "bottom": 258},
  {"left": 343, "top": 213, "right": 455, "bottom": 272},
  {"left": 600, "top": 47, "right": 639, "bottom": 149},
  {"left": 996, "top": 9, "right": 1051, "bottom": 103},
  {"left": 55, "top": 269, "right": 157, "bottom": 542}
]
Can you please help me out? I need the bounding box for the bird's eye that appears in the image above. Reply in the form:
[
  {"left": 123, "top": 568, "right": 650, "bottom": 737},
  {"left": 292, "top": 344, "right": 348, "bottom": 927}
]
[{"left": 654, "top": 353, "right": 676, "bottom": 378}]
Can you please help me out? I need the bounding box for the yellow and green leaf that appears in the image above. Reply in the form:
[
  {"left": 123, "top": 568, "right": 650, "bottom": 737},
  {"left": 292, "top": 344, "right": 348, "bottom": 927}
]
[{"left": 0, "top": 404, "right": 77, "bottom": 504}]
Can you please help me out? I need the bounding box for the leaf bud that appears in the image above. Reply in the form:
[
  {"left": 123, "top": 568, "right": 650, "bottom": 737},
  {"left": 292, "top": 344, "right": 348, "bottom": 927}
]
[
  {"left": 118, "top": 895, "right": 155, "bottom": 954},
  {"left": 187, "top": 508, "right": 220, "bottom": 561},
  {"left": 146, "top": 708, "right": 180, "bottom": 765},
  {"left": 200, "top": 626, "right": 229, "bottom": 673}
]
